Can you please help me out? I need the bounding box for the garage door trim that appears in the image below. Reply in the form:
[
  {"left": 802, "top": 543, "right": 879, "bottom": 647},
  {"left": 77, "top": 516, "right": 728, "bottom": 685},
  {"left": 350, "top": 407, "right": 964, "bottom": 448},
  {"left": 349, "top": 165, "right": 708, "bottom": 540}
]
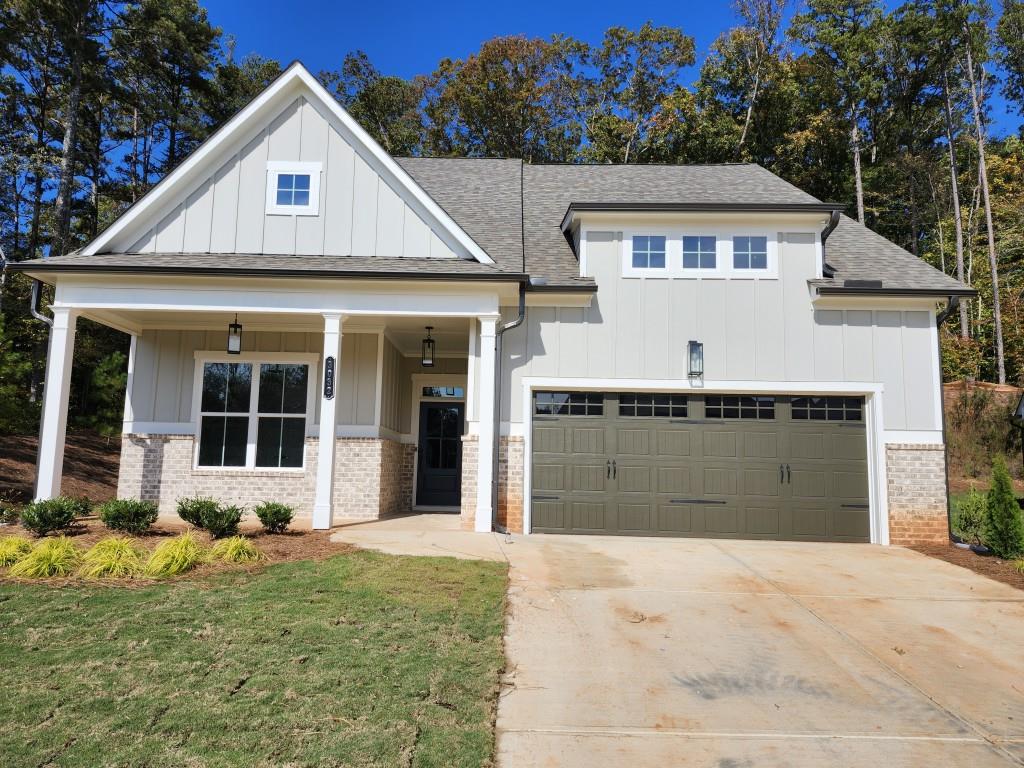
[{"left": 519, "top": 377, "right": 889, "bottom": 544}]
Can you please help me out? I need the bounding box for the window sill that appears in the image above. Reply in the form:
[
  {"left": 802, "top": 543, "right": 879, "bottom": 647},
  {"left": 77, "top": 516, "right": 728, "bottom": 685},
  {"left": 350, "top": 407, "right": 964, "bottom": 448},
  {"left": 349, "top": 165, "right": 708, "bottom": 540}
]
[{"left": 191, "top": 467, "right": 308, "bottom": 476}]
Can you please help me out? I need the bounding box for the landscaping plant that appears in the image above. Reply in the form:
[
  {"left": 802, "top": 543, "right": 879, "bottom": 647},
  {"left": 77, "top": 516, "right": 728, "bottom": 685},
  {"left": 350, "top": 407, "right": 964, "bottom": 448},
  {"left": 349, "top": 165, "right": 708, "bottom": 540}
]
[
  {"left": 176, "top": 496, "right": 219, "bottom": 529},
  {"left": 201, "top": 504, "right": 243, "bottom": 539},
  {"left": 0, "top": 535, "right": 32, "bottom": 567},
  {"left": 79, "top": 537, "right": 146, "bottom": 579},
  {"left": 66, "top": 497, "right": 93, "bottom": 518},
  {"left": 19, "top": 497, "right": 79, "bottom": 536},
  {"left": 953, "top": 489, "right": 988, "bottom": 545},
  {"left": 1015, "top": 559, "right": 1024, "bottom": 575},
  {"left": 209, "top": 536, "right": 265, "bottom": 564},
  {"left": 983, "top": 456, "right": 1024, "bottom": 559},
  {"left": 254, "top": 501, "right": 294, "bottom": 534},
  {"left": 97, "top": 499, "right": 159, "bottom": 534},
  {"left": 144, "top": 532, "right": 205, "bottom": 577},
  {"left": 8, "top": 537, "right": 81, "bottom": 577}
]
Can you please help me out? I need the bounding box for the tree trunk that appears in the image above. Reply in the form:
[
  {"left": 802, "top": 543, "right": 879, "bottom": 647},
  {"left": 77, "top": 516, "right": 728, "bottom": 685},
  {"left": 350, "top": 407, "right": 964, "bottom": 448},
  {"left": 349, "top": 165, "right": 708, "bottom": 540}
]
[
  {"left": 735, "top": 68, "right": 762, "bottom": 160},
  {"left": 963, "top": 36, "right": 1006, "bottom": 383},
  {"left": 943, "top": 69, "right": 970, "bottom": 339},
  {"left": 852, "top": 120, "right": 865, "bottom": 223},
  {"left": 53, "top": 51, "right": 83, "bottom": 258}
]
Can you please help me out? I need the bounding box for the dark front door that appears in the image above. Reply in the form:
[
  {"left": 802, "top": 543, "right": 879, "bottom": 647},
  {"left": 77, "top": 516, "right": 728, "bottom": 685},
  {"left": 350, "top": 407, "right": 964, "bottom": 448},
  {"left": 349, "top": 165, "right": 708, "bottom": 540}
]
[{"left": 417, "top": 402, "right": 464, "bottom": 507}]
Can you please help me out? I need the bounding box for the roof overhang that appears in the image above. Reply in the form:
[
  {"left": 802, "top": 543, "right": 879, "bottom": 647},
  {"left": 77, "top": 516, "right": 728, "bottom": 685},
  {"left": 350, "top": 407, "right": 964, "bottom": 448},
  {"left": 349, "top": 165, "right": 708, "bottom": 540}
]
[
  {"left": 813, "top": 284, "right": 978, "bottom": 298},
  {"left": 560, "top": 201, "right": 845, "bottom": 233}
]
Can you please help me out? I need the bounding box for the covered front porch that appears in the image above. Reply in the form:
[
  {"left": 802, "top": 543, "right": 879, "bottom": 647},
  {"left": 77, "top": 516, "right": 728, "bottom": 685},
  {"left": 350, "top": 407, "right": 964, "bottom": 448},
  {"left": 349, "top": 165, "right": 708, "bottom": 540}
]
[{"left": 33, "top": 274, "right": 513, "bottom": 533}]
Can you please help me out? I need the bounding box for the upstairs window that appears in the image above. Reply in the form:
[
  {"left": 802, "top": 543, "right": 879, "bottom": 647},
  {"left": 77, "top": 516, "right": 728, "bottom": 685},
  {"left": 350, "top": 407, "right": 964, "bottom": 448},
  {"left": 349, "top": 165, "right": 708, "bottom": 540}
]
[
  {"left": 682, "top": 236, "right": 717, "bottom": 270},
  {"left": 266, "top": 162, "right": 321, "bottom": 216},
  {"left": 733, "top": 236, "right": 768, "bottom": 270},
  {"left": 631, "top": 235, "right": 667, "bottom": 270}
]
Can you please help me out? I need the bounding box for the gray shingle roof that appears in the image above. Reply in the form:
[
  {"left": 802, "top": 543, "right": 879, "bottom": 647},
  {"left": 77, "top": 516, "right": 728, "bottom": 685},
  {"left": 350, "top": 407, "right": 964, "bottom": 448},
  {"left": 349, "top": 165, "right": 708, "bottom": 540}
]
[{"left": 13, "top": 159, "right": 970, "bottom": 296}]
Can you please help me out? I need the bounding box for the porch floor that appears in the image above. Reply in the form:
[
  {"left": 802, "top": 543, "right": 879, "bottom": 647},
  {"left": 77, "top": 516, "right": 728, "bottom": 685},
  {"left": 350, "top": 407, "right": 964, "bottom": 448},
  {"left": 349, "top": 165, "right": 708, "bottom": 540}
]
[{"left": 331, "top": 513, "right": 508, "bottom": 561}]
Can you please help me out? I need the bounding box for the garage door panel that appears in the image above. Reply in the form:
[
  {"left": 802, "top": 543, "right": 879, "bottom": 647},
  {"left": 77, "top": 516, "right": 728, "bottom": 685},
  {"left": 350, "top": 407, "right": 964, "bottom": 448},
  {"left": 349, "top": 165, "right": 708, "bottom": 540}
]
[
  {"left": 833, "top": 507, "right": 871, "bottom": 539},
  {"left": 571, "top": 502, "right": 607, "bottom": 530},
  {"left": 705, "top": 504, "right": 739, "bottom": 534},
  {"left": 790, "top": 470, "right": 826, "bottom": 498},
  {"left": 657, "top": 466, "right": 692, "bottom": 494},
  {"left": 744, "top": 432, "right": 779, "bottom": 459},
  {"left": 618, "top": 503, "right": 652, "bottom": 531},
  {"left": 571, "top": 427, "right": 605, "bottom": 455},
  {"left": 532, "top": 501, "right": 565, "bottom": 531},
  {"left": 791, "top": 432, "right": 825, "bottom": 460},
  {"left": 833, "top": 470, "right": 868, "bottom": 499},
  {"left": 744, "top": 505, "right": 781, "bottom": 536},
  {"left": 658, "top": 503, "right": 693, "bottom": 532},
  {"left": 533, "top": 464, "right": 566, "bottom": 492},
  {"left": 617, "top": 464, "right": 652, "bottom": 493},
  {"left": 791, "top": 505, "right": 829, "bottom": 538},
  {"left": 572, "top": 464, "right": 607, "bottom": 493},
  {"left": 657, "top": 430, "right": 691, "bottom": 457},
  {"left": 743, "top": 467, "right": 781, "bottom": 497},
  {"left": 617, "top": 429, "right": 650, "bottom": 455},
  {"left": 832, "top": 431, "right": 868, "bottom": 461},
  {"left": 704, "top": 431, "right": 738, "bottom": 458},
  {"left": 703, "top": 466, "right": 738, "bottom": 496},
  {"left": 533, "top": 426, "right": 565, "bottom": 454}
]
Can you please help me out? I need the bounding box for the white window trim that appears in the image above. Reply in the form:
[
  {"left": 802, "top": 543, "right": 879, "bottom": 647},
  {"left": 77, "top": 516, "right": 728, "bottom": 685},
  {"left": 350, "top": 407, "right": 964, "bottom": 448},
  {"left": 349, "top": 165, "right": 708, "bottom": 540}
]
[
  {"left": 191, "top": 352, "right": 319, "bottom": 472},
  {"left": 620, "top": 228, "right": 780, "bottom": 280},
  {"left": 265, "top": 161, "right": 322, "bottom": 216}
]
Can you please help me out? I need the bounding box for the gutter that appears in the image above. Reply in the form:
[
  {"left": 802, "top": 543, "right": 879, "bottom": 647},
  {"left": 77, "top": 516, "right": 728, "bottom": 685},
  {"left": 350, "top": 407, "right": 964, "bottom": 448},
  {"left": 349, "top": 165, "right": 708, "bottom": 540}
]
[
  {"left": 560, "top": 201, "right": 845, "bottom": 232},
  {"left": 935, "top": 296, "right": 964, "bottom": 545},
  {"left": 814, "top": 285, "right": 979, "bottom": 298},
  {"left": 491, "top": 281, "right": 528, "bottom": 533}
]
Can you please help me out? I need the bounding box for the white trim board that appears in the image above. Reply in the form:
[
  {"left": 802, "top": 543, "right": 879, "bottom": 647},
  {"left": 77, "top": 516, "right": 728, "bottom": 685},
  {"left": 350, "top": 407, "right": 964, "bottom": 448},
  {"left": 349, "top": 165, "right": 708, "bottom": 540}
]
[
  {"left": 518, "top": 377, "right": 891, "bottom": 546},
  {"left": 81, "top": 62, "right": 494, "bottom": 265}
]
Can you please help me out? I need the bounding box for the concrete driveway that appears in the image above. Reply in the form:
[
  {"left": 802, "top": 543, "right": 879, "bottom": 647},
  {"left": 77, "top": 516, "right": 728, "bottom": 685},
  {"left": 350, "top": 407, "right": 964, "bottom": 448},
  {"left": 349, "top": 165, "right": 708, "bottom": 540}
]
[{"left": 336, "top": 517, "right": 1024, "bottom": 767}]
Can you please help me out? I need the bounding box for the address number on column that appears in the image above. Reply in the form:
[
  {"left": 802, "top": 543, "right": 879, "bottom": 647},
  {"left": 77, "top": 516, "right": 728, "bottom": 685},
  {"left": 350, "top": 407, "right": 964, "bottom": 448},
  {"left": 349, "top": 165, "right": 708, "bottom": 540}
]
[{"left": 324, "top": 356, "right": 335, "bottom": 400}]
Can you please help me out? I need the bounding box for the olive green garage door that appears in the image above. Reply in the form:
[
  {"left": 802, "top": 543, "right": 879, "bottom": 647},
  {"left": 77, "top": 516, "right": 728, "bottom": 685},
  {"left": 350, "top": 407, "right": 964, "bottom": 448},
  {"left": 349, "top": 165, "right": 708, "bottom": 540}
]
[{"left": 530, "top": 392, "right": 870, "bottom": 542}]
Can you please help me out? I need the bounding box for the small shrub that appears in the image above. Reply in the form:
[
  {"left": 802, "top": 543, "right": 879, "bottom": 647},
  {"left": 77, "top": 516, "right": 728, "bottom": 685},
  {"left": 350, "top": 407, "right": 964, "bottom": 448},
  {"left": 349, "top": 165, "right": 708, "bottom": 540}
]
[
  {"left": 202, "top": 504, "right": 244, "bottom": 539},
  {"left": 8, "top": 537, "right": 80, "bottom": 577},
  {"left": 209, "top": 536, "right": 265, "bottom": 564},
  {"left": 0, "top": 535, "right": 32, "bottom": 566},
  {"left": 983, "top": 456, "right": 1024, "bottom": 559},
  {"left": 0, "top": 491, "right": 19, "bottom": 525},
  {"left": 952, "top": 489, "right": 988, "bottom": 545},
  {"left": 19, "top": 497, "right": 79, "bottom": 536},
  {"left": 144, "top": 532, "right": 205, "bottom": 577},
  {"left": 254, "top": 501, "right": 293, "bottom": 534},
  {"left": 80, "top": 537, "right": 146, "bottom": 578},
  {"left": 176, "top": 496, "right": 219, "bottom": 528},
  {"left": 98, "top": 499, "right": 159, "bottom": 534},
  {"left": 66, "top": 497, "right": 93, "bottom": 518}
]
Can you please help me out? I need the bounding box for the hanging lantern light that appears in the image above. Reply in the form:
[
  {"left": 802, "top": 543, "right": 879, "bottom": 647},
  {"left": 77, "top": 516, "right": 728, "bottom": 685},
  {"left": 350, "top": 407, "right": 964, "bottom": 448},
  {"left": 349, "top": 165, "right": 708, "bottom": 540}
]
[
  {"left": 227, "top": 314, "right": 243, "bottom": 355},
  {"left": 687, "top": 340, "right": 703, "bottom": 378},
  {"left": 421, "top": 326, "right": 435, "bottom": 368}
]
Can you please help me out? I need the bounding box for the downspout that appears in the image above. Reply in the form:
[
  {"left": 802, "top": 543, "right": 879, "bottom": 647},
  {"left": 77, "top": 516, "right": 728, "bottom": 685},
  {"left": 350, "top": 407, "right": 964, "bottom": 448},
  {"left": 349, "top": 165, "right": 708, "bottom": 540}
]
[
  {"left": 820, "top": 209, "right": 840, "bottom": 264},
  {"left": 935, "top": 296, "right": 963, "bottom": 545},
  {"left": 491, "top": 281, "right": 526, "bottom": 532},
  {"left": 28, "top": 279, "right": 55, "bottom": 500}
]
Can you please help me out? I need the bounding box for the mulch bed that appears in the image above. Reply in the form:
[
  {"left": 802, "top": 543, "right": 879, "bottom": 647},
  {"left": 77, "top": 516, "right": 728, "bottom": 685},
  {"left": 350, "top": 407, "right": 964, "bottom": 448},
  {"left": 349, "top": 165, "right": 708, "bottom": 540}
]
[
  {"left": 0, "top": 430, "right": 121, "bottom": 505},
  {"left": 909, "top": 541, "right": 1024, "bottom": 592}
]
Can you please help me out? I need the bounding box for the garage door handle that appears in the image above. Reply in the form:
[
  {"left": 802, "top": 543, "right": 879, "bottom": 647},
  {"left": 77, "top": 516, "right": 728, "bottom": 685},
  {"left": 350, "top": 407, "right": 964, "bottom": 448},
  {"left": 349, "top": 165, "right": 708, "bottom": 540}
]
[
  {"left": 786, "top": 464, "right": 791, "bottom": 484},
  {"left": 607, "top": 459, "right": 612, "bottom": 479},
  {"left": 780, "top": 464, "right": 784, "bottom": 483},
  {"left": 612, "top": 459, "right": 617, "bottom": 479}
]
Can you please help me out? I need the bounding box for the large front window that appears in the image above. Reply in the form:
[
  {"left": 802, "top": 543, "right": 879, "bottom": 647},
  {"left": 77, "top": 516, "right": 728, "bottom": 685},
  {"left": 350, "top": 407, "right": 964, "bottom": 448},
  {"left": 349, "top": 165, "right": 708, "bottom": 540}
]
[{"left": 197, "top": 361, "right": 310, "bottom": 469}]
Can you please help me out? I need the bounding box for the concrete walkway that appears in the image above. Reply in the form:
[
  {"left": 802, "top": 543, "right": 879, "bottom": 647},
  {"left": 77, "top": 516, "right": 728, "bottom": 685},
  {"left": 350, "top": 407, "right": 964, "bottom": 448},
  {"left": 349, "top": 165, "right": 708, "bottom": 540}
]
[{"left": 335, "top": 516, "right": 1024, "bottom": 767}]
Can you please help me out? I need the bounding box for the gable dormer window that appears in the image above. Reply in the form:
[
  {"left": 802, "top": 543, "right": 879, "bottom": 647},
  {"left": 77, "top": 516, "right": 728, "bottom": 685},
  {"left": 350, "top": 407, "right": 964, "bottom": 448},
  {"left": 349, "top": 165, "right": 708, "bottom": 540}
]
[{"left": 265, "top": 161, "right": 321, "bottom": 216}]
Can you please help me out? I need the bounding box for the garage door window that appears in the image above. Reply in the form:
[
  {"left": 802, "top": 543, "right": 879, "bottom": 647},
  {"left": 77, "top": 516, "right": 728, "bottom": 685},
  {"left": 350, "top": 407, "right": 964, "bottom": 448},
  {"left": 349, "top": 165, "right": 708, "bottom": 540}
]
[
  {"left": 535, "top": 392, "right": 604, "bottom": 416},
  {"left": 792, "top": 396, "right": 863, "bottom": 421},
  {"left": 619, "top": 393, "right": 688, "bottom": 417},
  {"left": 705, "top": 395, "right": 775, "bottom": 419}
]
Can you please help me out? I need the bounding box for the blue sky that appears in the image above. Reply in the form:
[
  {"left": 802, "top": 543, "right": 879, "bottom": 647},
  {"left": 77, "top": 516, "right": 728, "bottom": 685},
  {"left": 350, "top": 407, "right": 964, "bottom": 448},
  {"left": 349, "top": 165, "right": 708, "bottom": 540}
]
[{"left": 203, "top": 0, "right": 1021, "bottom": 138}]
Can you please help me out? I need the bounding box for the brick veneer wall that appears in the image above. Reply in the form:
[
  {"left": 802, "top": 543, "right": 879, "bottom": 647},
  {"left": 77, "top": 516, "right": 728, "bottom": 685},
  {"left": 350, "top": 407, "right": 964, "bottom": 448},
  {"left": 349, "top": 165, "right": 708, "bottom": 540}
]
[
  {"left": 497, "top": 436, "right": 525, "bottom": 533},
  {"left": 885, "top": 443, "right": 949, "bottom": 544},
  {"left": 117, "top": 434, "right": 411, "bottom": 521},
  {"left": 460, "top": 435, "right": 478, "bottom": 530}
]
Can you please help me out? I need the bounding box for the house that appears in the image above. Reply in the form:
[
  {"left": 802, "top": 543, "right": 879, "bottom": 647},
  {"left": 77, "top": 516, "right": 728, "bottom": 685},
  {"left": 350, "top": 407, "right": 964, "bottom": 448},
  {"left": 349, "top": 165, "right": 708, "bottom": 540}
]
[{"left": 11, "top": 61, "right": 975, "bottom": 545}]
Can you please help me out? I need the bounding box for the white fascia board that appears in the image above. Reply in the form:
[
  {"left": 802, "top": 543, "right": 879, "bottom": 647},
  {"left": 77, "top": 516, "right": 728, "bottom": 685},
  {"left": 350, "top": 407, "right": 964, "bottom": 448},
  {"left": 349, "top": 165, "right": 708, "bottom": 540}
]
[{"left": 82, "top": 62, "right": 494, "bottom": 265}]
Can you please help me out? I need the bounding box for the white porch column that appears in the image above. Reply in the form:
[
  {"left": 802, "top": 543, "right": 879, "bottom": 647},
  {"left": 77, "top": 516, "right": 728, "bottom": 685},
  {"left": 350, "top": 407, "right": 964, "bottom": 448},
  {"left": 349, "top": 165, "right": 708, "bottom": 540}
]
[
  {"left": 475, "top": 316, "right": 498, "bottom": 532},
  {"left": 35, "top": 308, "right": 77, "bottom": 500},
  {"left": 121, "top": 332, "right": 139, "bottom": 433},
  {"left": 313, "top": 312, "right": 344, "bottom": 529}
]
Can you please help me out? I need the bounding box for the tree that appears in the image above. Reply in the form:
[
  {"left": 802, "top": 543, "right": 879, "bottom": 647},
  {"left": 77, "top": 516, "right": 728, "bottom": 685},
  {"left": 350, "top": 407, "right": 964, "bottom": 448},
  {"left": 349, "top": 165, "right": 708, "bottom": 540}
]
[
  {"left": 424, "top": 35, "right": 582, "bottom": 162},
  {"left": 997, "top": 0, "right": 1024, "bottom": 115},
  {"left": 322, "top": 51, "right": 423, "bottom": 155},
  {"left": 580, "top": 23, "right": 695, "bottom": 163},
  {"left": 791, "top": 0, "right": 885, "bottom": 222},
  {"left": 983, "top": 454, "right": 1024, "bottom": 558}
]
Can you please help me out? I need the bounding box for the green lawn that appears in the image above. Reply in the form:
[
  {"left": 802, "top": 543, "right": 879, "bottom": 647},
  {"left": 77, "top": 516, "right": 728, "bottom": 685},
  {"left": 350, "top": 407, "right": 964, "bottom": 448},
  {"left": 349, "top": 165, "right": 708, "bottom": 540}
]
[{"left": 0, "top": 551, "right": 507, "bottom": 767}]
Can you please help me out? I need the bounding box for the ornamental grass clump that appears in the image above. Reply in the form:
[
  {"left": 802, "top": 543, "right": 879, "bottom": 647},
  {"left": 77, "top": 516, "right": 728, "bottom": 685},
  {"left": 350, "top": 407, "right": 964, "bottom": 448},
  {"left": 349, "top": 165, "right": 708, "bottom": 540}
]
[
  {"left": 209, "top": 536, "right": 265, "bottom": 564},
  {"left": 983, "top": 456, "right": 1024, "bottom": 560},
  {"left": 8, "top": 537, "right": 80, "bottom": 578},
  {"left": 0, "top": 535, "right": 32, "bottom": 567},
  {"left": 98, "top": 499, "right": 159, "bottom": 534},
  {"left": 19, "top": 497, "right": 79, "bottom": 536},
  {"left": 254, "top": 501, "right": 293, "bottom": 534},
  {"left": 144, "top": 532, "right": 205, "bottom": 577},
  {"left": 79, "top": 537, "right": 146, "bottom": 579}
]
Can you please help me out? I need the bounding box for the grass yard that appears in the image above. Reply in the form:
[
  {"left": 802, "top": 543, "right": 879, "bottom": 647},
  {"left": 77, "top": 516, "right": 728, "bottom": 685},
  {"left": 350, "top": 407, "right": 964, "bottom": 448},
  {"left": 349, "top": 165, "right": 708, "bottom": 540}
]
[{"left": 0, "top": 550, "right": 508, "bottom": 767}]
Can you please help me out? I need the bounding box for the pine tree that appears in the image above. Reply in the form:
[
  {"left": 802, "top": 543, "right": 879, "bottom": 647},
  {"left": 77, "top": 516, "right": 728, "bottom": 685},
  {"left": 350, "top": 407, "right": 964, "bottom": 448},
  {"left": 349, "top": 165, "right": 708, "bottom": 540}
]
[{"left": 983, "top": 455, "right": 1024, "bottom": 558}]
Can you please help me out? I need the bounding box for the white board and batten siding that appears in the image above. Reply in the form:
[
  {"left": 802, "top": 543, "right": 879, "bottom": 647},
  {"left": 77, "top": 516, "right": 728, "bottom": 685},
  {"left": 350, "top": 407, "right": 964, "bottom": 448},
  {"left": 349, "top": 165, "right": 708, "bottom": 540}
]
[
  {"left": 129, "top": 329, "right": 379, "bottom": 430},
  {"left": 499, "top": 230, "right": 940, "bottom": 436},
  {"left": 118, "top": 97, "right": 457, "bottom": 259}
]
